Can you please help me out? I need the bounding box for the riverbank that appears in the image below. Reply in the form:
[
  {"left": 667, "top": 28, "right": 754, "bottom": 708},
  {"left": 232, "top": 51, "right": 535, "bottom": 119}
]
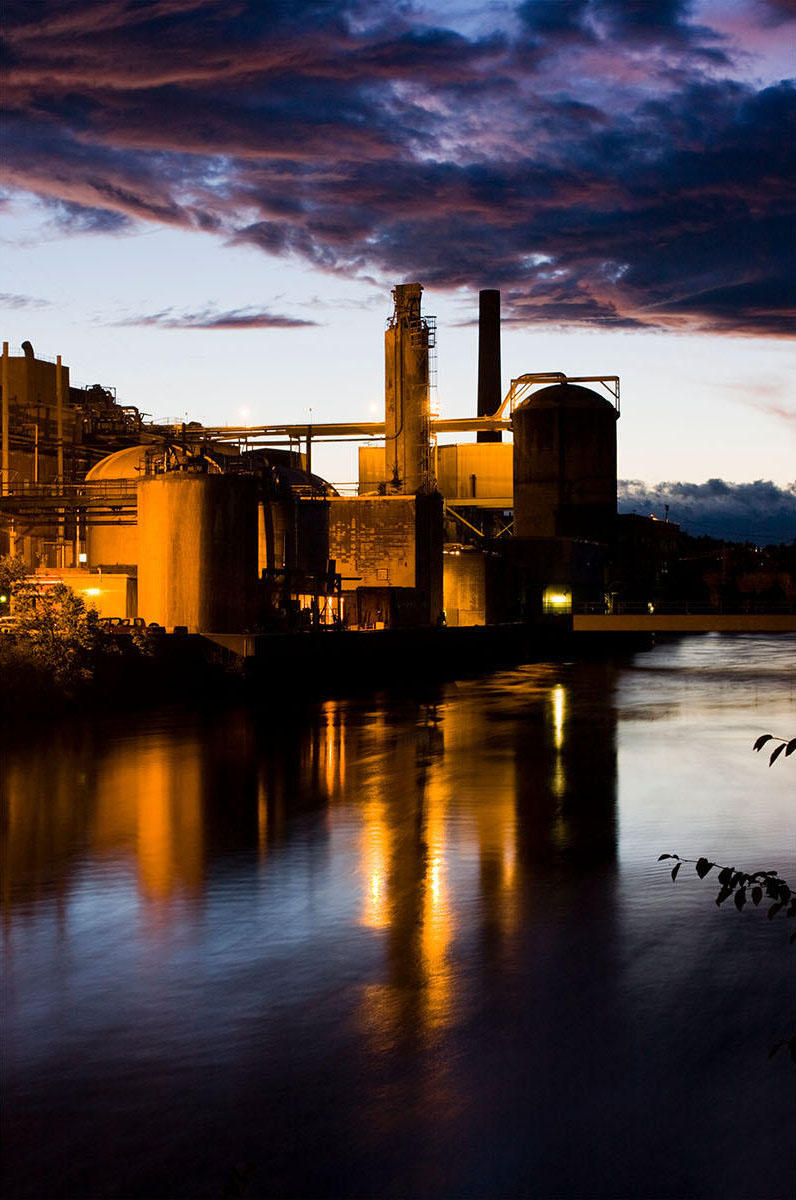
[{"left": 0, "top": 621, "right": 656, "bottom": 723}]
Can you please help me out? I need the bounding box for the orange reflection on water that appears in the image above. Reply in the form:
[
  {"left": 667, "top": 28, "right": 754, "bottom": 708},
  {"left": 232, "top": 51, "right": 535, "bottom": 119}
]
[
  {"left": 98, "top": 742, "right": 205, "bottom": 904},
  {"left": 361, "top": 794, "right": 392, "bottom": 929},
  {"left": 3, "top": 735, "right": 206, "bottom": 917},
  {"left": 321, "top": 699, "right": 346, "bottom": 798},
  {"left": 552, "top": 684, "right": 566, "bottom": 750},
  {"left": 420, "top": 779, "right": 454, "bottom": 1030}
]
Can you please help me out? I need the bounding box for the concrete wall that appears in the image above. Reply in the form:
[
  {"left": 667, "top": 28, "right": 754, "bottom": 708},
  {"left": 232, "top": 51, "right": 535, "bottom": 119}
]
[
  {"left": 137, "top": 474, "right": 258, "bottom": 632},
  {"left": 443, "top": 550, "right": 486, "bottom": 626},
  {"left": 436, "top": 443, "right": 513, "bottom": 501},
  {"left": 329, "top": 495, "right": 417, "bottom": 589},
  {"left": 358, "top": 446, "right": 387, "bottom": 493},
  {"left": 360, "top": 442, "right": 514, "bottom": 503},
  {"left": 328, "top": 493, "right": 443, "bottom": 625},
  {"left": 30, "top": 569, "right": 136, "bottom": 619},
  {"left": 87, "top": 522, "right": 138, "bottom": 572}
]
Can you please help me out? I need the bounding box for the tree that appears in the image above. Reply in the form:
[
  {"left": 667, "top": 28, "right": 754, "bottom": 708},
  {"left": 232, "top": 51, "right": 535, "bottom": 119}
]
[{"left": 0, "top": 555, "right": 119, "bottom": 705}]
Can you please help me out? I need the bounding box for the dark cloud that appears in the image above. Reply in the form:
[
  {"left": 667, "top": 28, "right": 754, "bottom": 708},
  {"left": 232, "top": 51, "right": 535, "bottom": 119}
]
[
  {"left": 0, "top": 292, "right": 48, "bottom": 309},
  {"left": 618, "top": 479, "right": 796, "bottom": 543},
  {"left": 755, "top": 0, "right": 796, "bottom": 25},
  {"left": 118, "top": 305, "right": 318, "bottom": 329},
  {"left": 1, "top": 0, "right": 793, "bottom": 336}
]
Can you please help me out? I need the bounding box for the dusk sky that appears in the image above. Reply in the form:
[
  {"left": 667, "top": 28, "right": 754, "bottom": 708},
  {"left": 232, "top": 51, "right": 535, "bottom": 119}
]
[{"left": 2, "top": 0, "right": 794, "bottom": 529}]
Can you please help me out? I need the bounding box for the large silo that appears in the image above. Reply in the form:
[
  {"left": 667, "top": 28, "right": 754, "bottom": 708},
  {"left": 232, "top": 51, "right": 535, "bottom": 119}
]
[
  {"left": 137, "top": 473, "right": 258, "bottom": 632},
  {"left": 85, "top": 444, "right": 149, "bottom": 569},
  {"left": 512, "top": 383, "right": 618, "bottom": 541},
  {"left": 384, "top": 282, "right": 434, "bottom": 494}
]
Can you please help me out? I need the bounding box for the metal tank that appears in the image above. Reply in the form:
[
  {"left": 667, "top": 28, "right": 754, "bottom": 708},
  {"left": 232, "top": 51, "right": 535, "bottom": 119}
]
[
  {"left": 384, "top": 282, "right": 434, "bottom": 494},
  {"left": 85, "top": 444, "right": 149, "bottom": 569},
  {"left": 137, "top": 472, "right": 258, "bottom": 632},
  {"left": 512, "top": 383, "right": 618, "bottom": 541}
]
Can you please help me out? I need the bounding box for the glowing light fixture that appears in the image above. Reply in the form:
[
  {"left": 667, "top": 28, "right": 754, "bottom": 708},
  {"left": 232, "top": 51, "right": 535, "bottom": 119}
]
[
  {"left": 84, "top": 587, "right": 101, "bottom": 596},
  {"left": 543, "top": 586, "right": 572, "bottom": 614}
]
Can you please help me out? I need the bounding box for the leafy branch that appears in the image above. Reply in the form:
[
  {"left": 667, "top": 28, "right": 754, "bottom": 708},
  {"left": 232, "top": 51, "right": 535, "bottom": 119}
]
[
  {"left": 659, "top": 854, "right": 796, "bottom": 1063},
  {"left": 658, "top": 855, "right": 795, "bottom": 935},
  {"left": 753, "top": 733, "right": 796, "bottom": 766}
]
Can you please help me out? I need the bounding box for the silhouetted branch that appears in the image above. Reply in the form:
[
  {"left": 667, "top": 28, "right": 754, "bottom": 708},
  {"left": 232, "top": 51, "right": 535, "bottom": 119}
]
[{"left": 753, "top": 733, "right": 796, "bottom": 766}]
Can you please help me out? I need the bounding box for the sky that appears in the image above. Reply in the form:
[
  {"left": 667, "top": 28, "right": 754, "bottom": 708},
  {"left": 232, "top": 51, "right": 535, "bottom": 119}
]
[{"left": 1, "top": 0, "right": 794, "bottom": 537}]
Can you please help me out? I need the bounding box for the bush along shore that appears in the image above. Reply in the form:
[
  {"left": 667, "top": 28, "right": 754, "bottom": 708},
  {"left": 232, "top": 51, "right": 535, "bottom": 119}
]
[{"left": 0, "top": 556, "right": 243, "bottom": 721}]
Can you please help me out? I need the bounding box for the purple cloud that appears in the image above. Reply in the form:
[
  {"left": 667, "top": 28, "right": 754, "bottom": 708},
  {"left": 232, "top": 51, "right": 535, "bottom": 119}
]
[
  {"left": 1, "top": 0, "right": 793, "bottom": 336},
  {"left": 116, "top": 305, "right": 318, "bottom": 329}
]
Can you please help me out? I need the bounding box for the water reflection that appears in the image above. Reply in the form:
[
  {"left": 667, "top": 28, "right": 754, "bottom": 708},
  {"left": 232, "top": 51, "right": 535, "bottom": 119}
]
[
  {"left": 3, "top": 666, "right": 618, "bottom": 1056},
  {"left": 4, "top": 638, "right": 795, "bottom": 1200},
  {"left": 3, "top": 665, "right": 618, "bottom": 932}
]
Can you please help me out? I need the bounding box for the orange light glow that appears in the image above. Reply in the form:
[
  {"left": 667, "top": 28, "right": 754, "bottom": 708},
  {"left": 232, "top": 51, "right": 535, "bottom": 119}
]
[{"left": 361, "top": 796, "right": 391, "bottom": 929}]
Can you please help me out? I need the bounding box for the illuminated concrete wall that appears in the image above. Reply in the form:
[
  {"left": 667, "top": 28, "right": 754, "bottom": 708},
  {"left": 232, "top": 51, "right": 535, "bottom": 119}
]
[
  {"left": 358, "top": 446, "right": 386, "bottom": 493},
  {"left": 443, "top": 550, "right": 486, "bottom": 626},
  {"left": 361, "top": 443, "right": 514, "bottom": 503},
  {"left": 2, "top": 355, "right": 78, "bottom": 486},
  {"left": 329, "top": 493, "right": 443, "bottom": 624},
  {"left": 329, "top": 496, "right": 418, "bottom": 589},
  {"left": 436, "top": 443, "right": 513, "bottom": 501},
  {"left": 29, "top": 569, "right": 136, "bottom": 619},
  {"left": 137, "top": 474, "right": 257, "bottom": 632}
]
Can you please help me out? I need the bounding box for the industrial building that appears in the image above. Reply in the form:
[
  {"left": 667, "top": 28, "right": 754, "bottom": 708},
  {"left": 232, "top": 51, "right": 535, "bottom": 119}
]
[{"left": 1, "top": 285, "right": 635, "bottom": 635}]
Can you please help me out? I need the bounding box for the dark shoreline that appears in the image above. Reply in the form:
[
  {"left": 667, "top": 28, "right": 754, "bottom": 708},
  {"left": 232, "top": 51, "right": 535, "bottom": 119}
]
[{"left": 0, "top": 622, "right": 654, "bottom": 726}]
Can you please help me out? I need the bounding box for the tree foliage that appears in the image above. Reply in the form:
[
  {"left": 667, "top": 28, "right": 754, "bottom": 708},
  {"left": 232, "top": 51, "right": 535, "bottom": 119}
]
[{"left": 0, "top": 555, "right": 123, "bottom": 707}]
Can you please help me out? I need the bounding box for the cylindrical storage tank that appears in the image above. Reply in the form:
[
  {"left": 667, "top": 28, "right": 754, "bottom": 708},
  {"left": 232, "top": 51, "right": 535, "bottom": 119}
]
[
  {"left": 137, "top": 473, "right": 258, "bottom": 632},
  {"left": 512, "top": 383, "right": 618, "bottom": 540},
  {"left": 85, "top": 444, "right": 150, "bottom": 569}
]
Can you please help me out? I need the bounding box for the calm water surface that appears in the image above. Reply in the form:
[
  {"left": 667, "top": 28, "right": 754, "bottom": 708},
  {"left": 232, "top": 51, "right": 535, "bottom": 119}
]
[{"left": 2, "top": 635, "right": 795, "bottom": 1199}]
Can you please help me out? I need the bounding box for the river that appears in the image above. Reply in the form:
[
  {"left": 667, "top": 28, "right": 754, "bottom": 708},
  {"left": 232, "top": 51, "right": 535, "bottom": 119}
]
[{"left": 2, "top": 634, "right": 794, "bottom": 1199}]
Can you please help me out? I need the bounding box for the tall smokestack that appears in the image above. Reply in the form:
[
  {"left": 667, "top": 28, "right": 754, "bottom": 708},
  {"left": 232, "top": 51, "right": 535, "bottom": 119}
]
[{"left": 477, "top": 289, "right": 501, "bottom": 443}]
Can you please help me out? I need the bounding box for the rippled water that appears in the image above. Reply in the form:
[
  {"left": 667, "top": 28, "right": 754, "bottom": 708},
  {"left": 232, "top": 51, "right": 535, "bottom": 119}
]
[{"left": 2, "top": 635, "right": 795, "bottom": 1199}]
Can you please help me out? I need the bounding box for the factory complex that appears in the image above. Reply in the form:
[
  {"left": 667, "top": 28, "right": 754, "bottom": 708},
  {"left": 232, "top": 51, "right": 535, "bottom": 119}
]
[{"left": 1, "top": 285, "right": 675, "bottom": 638}]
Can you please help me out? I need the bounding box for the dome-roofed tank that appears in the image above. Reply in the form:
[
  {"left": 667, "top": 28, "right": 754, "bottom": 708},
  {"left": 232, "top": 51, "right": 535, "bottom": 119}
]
[
  {"left": 85, "top": 443, "right": 151, "bottom": 569},
  {"left": 512, "top": 382, "right": 618, "bottom": 541}
]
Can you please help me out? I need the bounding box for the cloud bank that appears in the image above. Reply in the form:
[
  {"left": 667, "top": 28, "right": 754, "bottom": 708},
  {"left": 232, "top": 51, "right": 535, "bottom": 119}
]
[
  {"left": 618, "top": 478, "right": 796, "bottom": 542},
  {"left": 2, "top": 0, "right": 794, "bottom": 335},
  {"left": 117, "top": 305, "right": 317, "bottom": 329}
]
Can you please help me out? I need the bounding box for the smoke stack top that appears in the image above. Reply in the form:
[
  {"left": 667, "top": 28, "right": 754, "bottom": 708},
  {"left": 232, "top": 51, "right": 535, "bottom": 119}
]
[{"left": 477, "top": 289, "right": 501, "bottom": 443}]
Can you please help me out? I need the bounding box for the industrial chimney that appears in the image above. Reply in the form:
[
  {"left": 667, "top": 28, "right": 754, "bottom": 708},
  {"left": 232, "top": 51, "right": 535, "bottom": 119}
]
[
  {"left": 384, "top": 282, "right": 435, "bottom": 493},
  {"left": 477, "top": 289, "right": 501, "bottom": 443}
]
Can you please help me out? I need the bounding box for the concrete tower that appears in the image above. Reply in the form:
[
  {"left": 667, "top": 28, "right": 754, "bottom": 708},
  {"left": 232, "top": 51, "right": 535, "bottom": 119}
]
[{"left": 384, "top": 283, "right": 434, "bottom": 494}]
